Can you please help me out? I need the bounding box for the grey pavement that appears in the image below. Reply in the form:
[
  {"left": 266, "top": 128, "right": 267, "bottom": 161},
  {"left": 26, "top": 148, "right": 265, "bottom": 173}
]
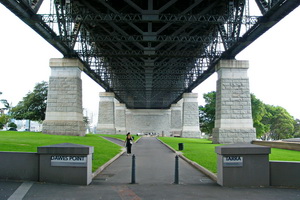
[{"left": 1, "top": 137, "right": 300, "bottom": 200}]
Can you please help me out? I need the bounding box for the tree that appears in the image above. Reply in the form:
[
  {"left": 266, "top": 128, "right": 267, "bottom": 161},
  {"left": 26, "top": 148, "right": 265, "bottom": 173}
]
[
  {"left": 0, "top": 92, "right": 11, "bottom": 129},
  {"left": 199, "top": 91, "right": 216, "bottom": 135},
  {"left": 264, "top": 105, "right": 294, "bottom": 140},
  {"left": 11, "top": 81, "right": 48, "bottom": 122},
  {"left": 293, "top": 119, "right": 300, "bottom": 138},
  {"left": 0, "top": 114, "right": 10, "bottom": 129},
  {"left": 8, "top": 122, "right": 17, "bottom": 128},
  {"left": 199, "top": 91, "right": 296, "bottom": 140},
  {"left": 251, "top": 94, "right": 270, "bottom": 138}
]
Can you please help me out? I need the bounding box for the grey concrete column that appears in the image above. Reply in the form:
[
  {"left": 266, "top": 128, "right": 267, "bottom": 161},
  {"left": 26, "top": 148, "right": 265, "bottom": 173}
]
[
  {"left": 182, "top": 93, "right": 201, "bottom": 138},
  {"left": 96, "top": 92, "right": 116, "bottom": 134},
  {"left": 170, "top": 101, "right": 182, "bottom": 136},
  {"left": 43, "top": 58, "right": 85, "bottom": 136},
  {"left": 115, "top": 102, "right": 126, "bottom": 135},
  {"left": 212, "top": 60, "right": 256, "bottom": 144}
]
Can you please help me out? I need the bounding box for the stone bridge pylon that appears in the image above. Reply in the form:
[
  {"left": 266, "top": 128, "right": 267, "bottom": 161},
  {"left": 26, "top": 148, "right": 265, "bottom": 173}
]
[
  {"left": 42, "top": 58, "right": 256, "bottom": 143},
  {"left": 43, "top": 58, "right": 85, "bottom": 136}
]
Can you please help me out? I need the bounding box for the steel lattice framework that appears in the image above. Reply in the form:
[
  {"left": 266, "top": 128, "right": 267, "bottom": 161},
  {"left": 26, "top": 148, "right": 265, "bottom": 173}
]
[{"left": 1, "top": 0, "right": 299, "bottom": 109}]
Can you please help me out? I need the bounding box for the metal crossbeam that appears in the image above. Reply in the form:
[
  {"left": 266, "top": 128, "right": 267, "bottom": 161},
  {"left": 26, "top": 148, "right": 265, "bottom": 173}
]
[{"left": 1, "top": 0, "right": 299, "bottom": 109}]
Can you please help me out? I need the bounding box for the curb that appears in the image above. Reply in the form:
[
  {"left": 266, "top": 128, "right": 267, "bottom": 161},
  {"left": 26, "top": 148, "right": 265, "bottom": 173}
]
[
  {"left": 92, "top": 148, "right": 126, "bottom": 179},
  {"left": 92, "top": 136, "right": 141, "bottom": 179},
  {"left": 157, "top": 137, "right": 217, "bottom": 182}
]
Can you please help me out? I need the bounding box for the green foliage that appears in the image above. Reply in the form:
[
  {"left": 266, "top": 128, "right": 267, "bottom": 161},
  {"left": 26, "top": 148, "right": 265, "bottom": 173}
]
[
  {"left": 11, "top": 81, "right": 48, "bottom": 122},
  {"left": 199, "top": 91, "right": 297, "bottom": 140},
  {"left": 83, "top": 116, "right": 89, "bottom": 125},
  {"left": 263, "top": 105, "right": 294, "bottom": 140},
  {"left": 0, "top": 131, "right": 122, "bottom": 172},
  {"left": 292, "top": 119, "right": 300, "bottom": 138},
  {"left": 0, "top": 99, "right": 10, "bottom": 110},
  {"left": 8, "top": 122, "right": 17, "bottom": 128},
  {"left": 0, "top": 114, "right": 10, "bottom": 129},
  {"left": 251, "top": 94, "right": 270, "bottom": 137},
  {"left": 199, "top": 91, "right": 216, "bottom": 135}
]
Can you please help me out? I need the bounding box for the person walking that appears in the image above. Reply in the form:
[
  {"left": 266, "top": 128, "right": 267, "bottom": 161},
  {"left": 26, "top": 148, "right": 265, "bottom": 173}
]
[{"left": 125, "top": 132, "right": 134, "bottom": 155}]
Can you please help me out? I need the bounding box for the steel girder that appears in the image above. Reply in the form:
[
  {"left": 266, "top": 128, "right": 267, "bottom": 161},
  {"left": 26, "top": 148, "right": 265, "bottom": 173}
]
[{"left": 1, "top": 0, "right": 299, "bottom": 109}]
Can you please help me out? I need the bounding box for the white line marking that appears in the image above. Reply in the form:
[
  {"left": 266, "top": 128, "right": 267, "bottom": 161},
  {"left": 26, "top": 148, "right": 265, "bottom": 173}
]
[{"left": 8, "top": 182, "right": 33, "bottom": 200}]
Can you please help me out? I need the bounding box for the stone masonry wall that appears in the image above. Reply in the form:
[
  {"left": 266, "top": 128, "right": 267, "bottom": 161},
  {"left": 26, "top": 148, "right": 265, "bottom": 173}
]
[
  {"left": 126, "top": 109, "right": 171, "bottom": 136},
  {"left": 115, "top": 103, "right": 126, "bottom": 134},
  {"left": 96, "top": 92, "right": 116, "bottom": 134},
  {"left": 182, "top": 93, "right": 201, "bottom": 138},
  {"left": 46, "top": 77, "right": 83, "bottom": 114},
  {"left": 97, "top": 92, "right": 200, "bottom": 137},
  {"left": 212, "top": 60, "right": 256, "bottom": 143},
  {"left": 43, "top": 58, "right": 85, "bottom": 136}
]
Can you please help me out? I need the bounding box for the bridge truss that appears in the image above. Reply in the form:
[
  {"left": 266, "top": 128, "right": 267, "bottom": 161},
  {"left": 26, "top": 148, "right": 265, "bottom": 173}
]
[{"left": 1, "top": 0, "right": 299, "bottom": 108}]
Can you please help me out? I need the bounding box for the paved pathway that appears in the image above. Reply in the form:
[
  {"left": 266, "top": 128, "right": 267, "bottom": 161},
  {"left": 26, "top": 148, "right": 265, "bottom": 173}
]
[
  {"left": 96, "top": 137, "right": 214, "bottom": 185},
  {"left": 1, "top": 137, "right": 300, "bottom": 200}
]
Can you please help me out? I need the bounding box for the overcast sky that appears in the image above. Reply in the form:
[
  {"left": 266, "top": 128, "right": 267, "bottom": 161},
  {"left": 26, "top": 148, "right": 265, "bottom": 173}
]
[{"left": 0, "top": 3, "right": 299, "bottom": 125}]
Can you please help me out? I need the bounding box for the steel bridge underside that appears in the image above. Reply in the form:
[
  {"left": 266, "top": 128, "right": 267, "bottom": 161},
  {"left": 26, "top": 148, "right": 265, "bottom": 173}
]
[{"left": 1, "top": 0, "right": 299, "bottom": 109}]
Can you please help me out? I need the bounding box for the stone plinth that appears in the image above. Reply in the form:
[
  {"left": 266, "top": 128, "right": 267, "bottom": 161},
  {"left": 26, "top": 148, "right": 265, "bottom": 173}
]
[
  {"left": 38, "top": 143, "right": 94, "bottom": 185},
  {"left": 182, "top": 93, "right": 201, "bottom": 138},
  {"left": 215, "top": 143, "right": 270, "bottom": 187},
  {"left": 43, "top": 58, "right": 85, "bottom": 136},
  {"left": 96, "top": 92, "right": 116, "bottom": 134},
  {"left": 213, "top": 60, "right": 256, "bottom": 143}
]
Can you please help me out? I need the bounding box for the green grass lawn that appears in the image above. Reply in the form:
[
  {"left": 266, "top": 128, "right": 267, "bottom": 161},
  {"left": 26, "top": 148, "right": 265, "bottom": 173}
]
[
  {"left": 0, "top": 131, "right": 123, "bottom": 172},
  {"left": 269, "top": 148, "right": 300, "bottom": 161},
  {"left": 159, "top": 137, "right": 300, "bottom": 174},
  {"left": 159, "top": 137, "right": 221, "bottom": 173}
]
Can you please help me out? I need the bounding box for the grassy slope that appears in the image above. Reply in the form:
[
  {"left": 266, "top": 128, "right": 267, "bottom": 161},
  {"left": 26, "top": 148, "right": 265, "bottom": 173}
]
[
  {"left": 159, "top": 137, "right": 300, "bottom": 174},
  {"left": 159, "top": 137, "right": 221, "bottom": 173},
  {"left": 0, "top": 131, "right": 122, "bottom": 172}
]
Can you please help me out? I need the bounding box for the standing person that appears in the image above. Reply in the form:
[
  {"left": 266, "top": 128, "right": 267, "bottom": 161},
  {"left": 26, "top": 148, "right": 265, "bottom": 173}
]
[{"left": 125, "top": 132, "right": 134, "bottom": 155}]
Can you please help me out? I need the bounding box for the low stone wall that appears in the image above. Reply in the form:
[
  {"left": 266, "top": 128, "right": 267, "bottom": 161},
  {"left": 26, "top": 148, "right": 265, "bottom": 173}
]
[
  {"left": 270, "top": 161, "right": 300, "bottom": 187},
  {"left": 0, "top": 152, "right": 38, "bottom": 181},
  {"left": 252, "top": 140, "right": 300, "bottom": 151},
  {"left": 0, "top": 143, "right": 93, "bottom": 185}
]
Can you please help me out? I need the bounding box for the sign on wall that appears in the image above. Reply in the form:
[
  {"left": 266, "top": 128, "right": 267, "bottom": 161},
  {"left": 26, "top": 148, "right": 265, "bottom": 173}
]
[
  {"left": 50, "top": 155, "right": 87, "bottom": 167},
  {"left": 223, "top": 156, "right": 243, "bottom": 167}
]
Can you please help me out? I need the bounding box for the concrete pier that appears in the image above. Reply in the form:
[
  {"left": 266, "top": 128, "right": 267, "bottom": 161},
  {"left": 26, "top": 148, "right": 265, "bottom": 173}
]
[
  {"left": 96, "top": 92, "right": 200, "bottom": 137},
  {"left": 115, "top": 102, "right": 127, "bottom": 134},
  {"left": 43, "top": 58, "right": 85, "bottom": 136},
  {"left": 96, "top": 92, "right": 116, "bottom": 134},
  {"left": 170, "top": 102, "right": 183, "bottom": 136},
  {"left": 182, "top": 93, "right": 201, "bottom": 138},
  {"left": 212, "top": 60, "right": 256, "bottom": 143}
]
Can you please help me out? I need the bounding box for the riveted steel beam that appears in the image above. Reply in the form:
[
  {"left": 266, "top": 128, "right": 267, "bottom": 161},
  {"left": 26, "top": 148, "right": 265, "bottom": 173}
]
[{"left": 1, "top": 0, "right": 299, "bottom": 109}]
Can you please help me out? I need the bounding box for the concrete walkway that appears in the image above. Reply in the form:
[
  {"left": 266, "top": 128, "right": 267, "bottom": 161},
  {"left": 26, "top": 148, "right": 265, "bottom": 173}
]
[
  {"left": 96, "top": 137, "right": 214, "bottom": 185},
  {"left": 1, "top": 137, "right": 300, "bottom": 200}
]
